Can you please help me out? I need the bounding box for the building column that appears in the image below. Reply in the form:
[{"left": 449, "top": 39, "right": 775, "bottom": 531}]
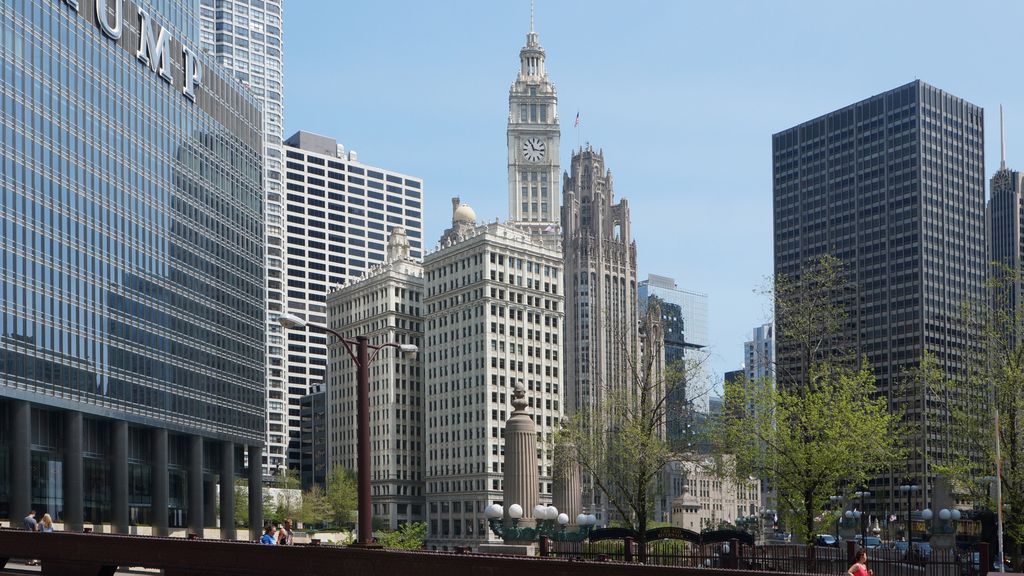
[
  {"left": 63, "top": 411, "right": 84, "bottom": 532},
  {"left": 502, "top": 384, "right": 539, "bottom": 530},
  {"left": 220, "top": 441, "right": 235, "bottom": 540},
  {"left": 11, "top": 400, "right": 31, "bottom": 524},
  {"left": 203, "top": 473, "right": 217, "bottom": 529},
  {"left": 188, "top": 435, "right": 203, "bottom": 536},
  {"left": 111, "top": 420, "right": 129, "bottom": 533},
  {"left": 151, "top": 429, "right": 169, "bottom": 536},
  {"left": 552, "top": 439, "right": 581, "bottom": 522},
  {"left": 248, "top": 445, "right": 263, "bottom": 540}
]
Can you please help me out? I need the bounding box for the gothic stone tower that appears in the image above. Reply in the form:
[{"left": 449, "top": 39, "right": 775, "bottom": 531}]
[{"left": 561, "top": 146, "right": 639, "bottom": 523}]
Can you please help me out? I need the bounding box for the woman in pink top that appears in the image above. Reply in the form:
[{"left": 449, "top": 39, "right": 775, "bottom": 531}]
[{"left": 848, "top": 550, "right": 873, "bottom": 576}]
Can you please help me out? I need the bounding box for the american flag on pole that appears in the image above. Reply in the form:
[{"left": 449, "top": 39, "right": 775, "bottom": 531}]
[{"left": 574, "top": 111, "right": 580, "bottom": 128}]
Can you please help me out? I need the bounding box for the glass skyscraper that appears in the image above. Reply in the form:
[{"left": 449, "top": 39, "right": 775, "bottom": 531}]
[
  {"left": 198, "top": 0, "right": 286, "bottom": 474},
  {"left": 773, "top": 80, "right": 985, "bottom": 516},
  {"left": 637, "top": 274, "right": 709, "bottom": 448},
  {"left": 1, "top": 0, "right": 265, "bottom": 536}
]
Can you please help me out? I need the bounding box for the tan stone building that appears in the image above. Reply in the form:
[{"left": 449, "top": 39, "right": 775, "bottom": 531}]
[
  {"left": 670, "top": 457, "right": 761, "bottom": 532},
  {"left": 325, "top": 228, "right": 425, "bottom": 529},
  {"left": 423, "top": 200, "right": 564, "bottom": 550}
]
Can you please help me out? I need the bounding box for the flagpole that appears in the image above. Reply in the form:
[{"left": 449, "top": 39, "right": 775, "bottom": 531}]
[
  {"left": 995, "top": 408, "right": 1005, "bottom": 573},
  {"left": 575, "top": 110, "right": 580, "bottom": 151}
]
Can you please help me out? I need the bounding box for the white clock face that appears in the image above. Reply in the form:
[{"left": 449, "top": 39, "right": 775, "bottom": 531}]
[{"left": 521, "top": 137, "right": 546, "bottom": 162}]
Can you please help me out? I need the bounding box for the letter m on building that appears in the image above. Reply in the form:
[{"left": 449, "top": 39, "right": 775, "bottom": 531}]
[{"left": 136, "top": 7, "right": 172, "bottom": 84}]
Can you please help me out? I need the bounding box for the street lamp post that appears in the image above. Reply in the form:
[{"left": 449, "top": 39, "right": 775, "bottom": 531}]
[
  {"left": 898, "top": 483, "right": 919, "bottom": 542},
  {"left": 854, "top": 491, "right": 872, "bottom": 545},
  {"left": 981, "top": 476, "right": 1006, "bottom": 573},
  {"left": 278, "top": 312, "right": 417, "bottom": 548},
  {"left": 484, "top": 503, "right": 597, "bottom": 543},
  {"left": 828, "top": 495, "right": 843, "bottom": 540}
]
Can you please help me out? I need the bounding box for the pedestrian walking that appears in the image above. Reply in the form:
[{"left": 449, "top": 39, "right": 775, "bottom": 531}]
[
  {"left": 847, "top": 549, "right": 874, "bottom": 576},
  {"left": 38, "top": 513, "right": 54, "bottom": 533},
  {"left": 260, "top": 524, "right": 277, "bottom": 545},
  {"left": 22, "top": 510, "right": 37, "bottom": 531},
  {"left": 277, "top": 518, "right": 294, "bottom": 545},
  {"left": 22, "top": 510, "right": 39, "bottom": 565}
]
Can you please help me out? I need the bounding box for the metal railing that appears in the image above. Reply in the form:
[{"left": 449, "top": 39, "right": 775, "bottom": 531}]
[{"left": 549, "top": 536, "right": 991, "bottom": 576}]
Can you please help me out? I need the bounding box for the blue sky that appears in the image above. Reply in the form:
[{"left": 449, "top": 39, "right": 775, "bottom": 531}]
[{"left": 284, "top": 0, "right": 1023, "bottom": 384}]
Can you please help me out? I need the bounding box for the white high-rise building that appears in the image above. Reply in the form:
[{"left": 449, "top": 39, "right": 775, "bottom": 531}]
[
  {"left": 742, "top": 322, "right": 776, "bottom": 512},
  {"left": 423, "top": 199, "right": 564, "bottom": 550},
  {"left": 744, "top": 323, "right": 775, "bottom": 383},
  {"left": 507, "top": 18, "right": 561, "bottom": 248},
  {"left": 326, "top": 228, "right": 425, "bottom": 528},
  {"left": 198, "top": 0, "right": 288, "bottom": 473},
  {"left": 280, "top": 131, "right": 424, "bottom": 469}
]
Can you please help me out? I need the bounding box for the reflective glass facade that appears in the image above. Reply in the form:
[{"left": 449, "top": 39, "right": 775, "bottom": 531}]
[
  {"left": 638, "top": 275, "right": 709, "bottom": 449},
  {"left": 198, "top": 0, "right": 287, "bottom": 474},
  {"left": 0, "top": 0, "right": 265, "bottom": 444}
]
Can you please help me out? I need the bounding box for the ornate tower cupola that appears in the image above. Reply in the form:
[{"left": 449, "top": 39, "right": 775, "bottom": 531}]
[
  {"left": 519, "top": 20, "right": 546, "bottom": 79},
  {"left": 507, "top": 5, "right": 561, "bottom": 247}
]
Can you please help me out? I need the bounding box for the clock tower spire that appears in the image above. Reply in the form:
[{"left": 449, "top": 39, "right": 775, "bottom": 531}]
[{"left": 508, "top": 8, "right": 561, "bottom": 248}]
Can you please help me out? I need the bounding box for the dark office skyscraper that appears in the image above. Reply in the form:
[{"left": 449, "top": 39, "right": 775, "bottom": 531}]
[
  {"left": 988, "top": 108, "right": 1024, "bottom": 317},
  {"left": 772, "top": 80, "right": 986, "bottom": 512}
]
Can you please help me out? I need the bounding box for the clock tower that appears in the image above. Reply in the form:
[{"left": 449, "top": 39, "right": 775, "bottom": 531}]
[{"left": 508, "top": 17, "right": 560, "bottom": 245}]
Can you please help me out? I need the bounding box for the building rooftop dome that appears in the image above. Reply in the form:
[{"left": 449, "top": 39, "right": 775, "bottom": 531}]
[{"left": 453, "top": 203, "right": 477, "bottom": 223}]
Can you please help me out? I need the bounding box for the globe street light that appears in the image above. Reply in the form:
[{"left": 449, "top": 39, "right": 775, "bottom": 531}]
[
  {"left": 917, "top": 507, "right": 948, "bottom": 552},
  {"left": 278, "top": 312, "right": 417, "bottom": 548},
  {"left": 854, "top": 491, "right": 872, "bottom": 544},
  {"left": 901, "top": 481, "right": 925, "bottom": 541},
  {"left": 981, "top": 475, "right": 1007, "bottom": 573},
  {"left": 827, "top": 495, "right": 843, "bottom": 539},
  {"left": 485, "top": 503, "right": 597, "bottom": 543}
]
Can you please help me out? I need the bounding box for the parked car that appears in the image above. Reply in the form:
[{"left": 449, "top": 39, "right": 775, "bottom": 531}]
[
  {"left": 815, "top": 534, "right": 838, "bottom": 547},
  {"left": 853, "top": 535, "right": 883, "bottom": 549},
  {"left": 888, "top": 541, "right": 909, "bottom": 554},
  {"left": 863, "top": 537, "right": 883, "bottom": 550},
  {"left": 905, "top": 541, "right": 932, "bottom": 565}
]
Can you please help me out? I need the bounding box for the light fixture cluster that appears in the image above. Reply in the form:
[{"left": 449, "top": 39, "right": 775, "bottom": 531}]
[{"left": 484, "top": 503, "right": 598, "bottom": 543}]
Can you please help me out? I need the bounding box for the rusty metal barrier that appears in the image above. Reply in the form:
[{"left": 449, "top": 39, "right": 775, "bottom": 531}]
[{"left": 0, "top": 528, "right": 815, "bottom": 576}]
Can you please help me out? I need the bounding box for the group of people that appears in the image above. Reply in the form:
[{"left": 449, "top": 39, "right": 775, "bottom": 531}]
[
  {"left": 260, "top": 518, "right": 294, "bottom": 545},
  {"left": 22, "top": 510, "right": 54, "bottom": 533},
  {"left": 20, "top": 510, "right": 54, "bottom": 566}
]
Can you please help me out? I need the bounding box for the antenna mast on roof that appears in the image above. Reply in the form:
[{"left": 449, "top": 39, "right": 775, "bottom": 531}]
[{"left": 1000, "top": 104, "right": 1007, "bottom": 171}]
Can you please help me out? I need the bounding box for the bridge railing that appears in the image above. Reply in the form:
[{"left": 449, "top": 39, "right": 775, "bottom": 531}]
[{"left": 0, "top": 528, "right": 815, "bottom": 576}]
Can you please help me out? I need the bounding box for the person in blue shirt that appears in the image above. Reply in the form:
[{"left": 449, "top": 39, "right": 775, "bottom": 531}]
[{"left": 260, "top": 524, "right": 277, "bottom": 545}]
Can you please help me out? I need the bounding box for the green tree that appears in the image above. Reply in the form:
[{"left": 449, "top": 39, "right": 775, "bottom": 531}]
[
  {"left": 892, "top": 352, "right": 959, "bottom": 503},
  {"left": 325, "top": 467, "right": 358, "bottom": 528},
  {"left": 559, "top": 299, "right": 702, "bottom": 563},
  {"left": 264, "top": 467, "right": 302, "bottom": 522},
  {"left": 939, "top": 264, "right": 1024, "bottom": 561},
  {"left": 234, "top": 478, "right": 250, "bottom": 527},
  {"left": 300, "top": 485, "right": 333, "bottom": 529},
  {"left": 261, "top": 491, "right": 277, "bottom": 523},
  {"left": 719, "top": 256, "right": 900, "bottom": 546},
  {"left": 376, "top": 522, "right": 427, "bottom": 550},
  {"left": 271, "top": 467, "right": 300, "bottom": 489}
]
